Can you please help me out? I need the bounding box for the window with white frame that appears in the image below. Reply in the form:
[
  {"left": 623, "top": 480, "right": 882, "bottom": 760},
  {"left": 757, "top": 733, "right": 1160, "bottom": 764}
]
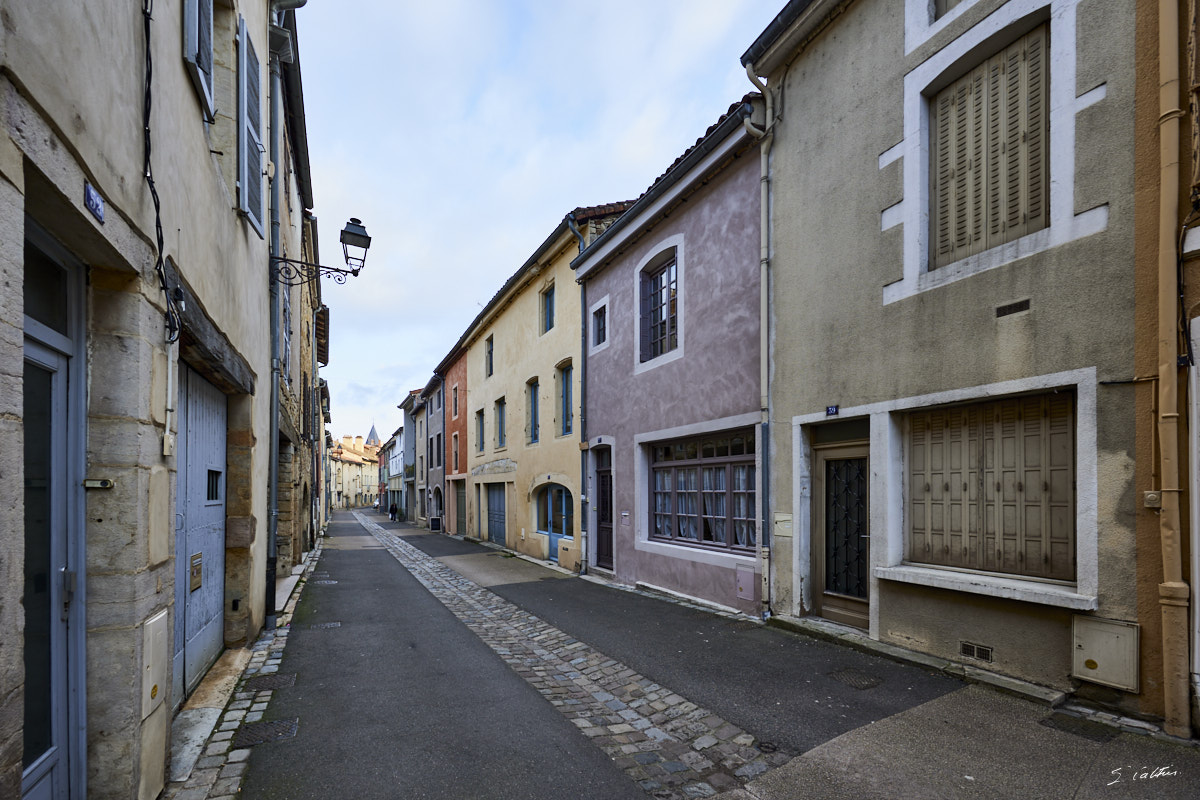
[
  {"left": 640, "top": 252, "right": 677, "bottom": 361},
  {"left": 452, "top": 385, "right": 459, "bottom": 418},
  {"left": 906, "top": 391, "right": 1074, "bottom": 581},
  {"left": 650, "top": 430, "right": 756, "bottom": 551},
  {"left": 476, "top": 409, "right": 485, "bottom": 452},
  {"left": 593, "top": 305, "right": 607, "bottom": 347},
  {"left": 930, "top": 24, "right": 1048, "bottom": 269},
  {"left": 452, "top": 433, "right": 459, "bottom": 472}
]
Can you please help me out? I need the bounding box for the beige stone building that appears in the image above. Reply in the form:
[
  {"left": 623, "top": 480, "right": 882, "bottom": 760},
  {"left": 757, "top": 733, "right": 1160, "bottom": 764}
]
[
  {"left": 464, "top": 205, "right": 629, "bottom": 571},
  {"left": 0, "top": 2, "right": 327, "bottom": 797},
  {"left": 743, "top": 0, "right": 1183, "bottom": 731},
  {"left": 330, "top": 434, "right": 380, "bottom": 508}
]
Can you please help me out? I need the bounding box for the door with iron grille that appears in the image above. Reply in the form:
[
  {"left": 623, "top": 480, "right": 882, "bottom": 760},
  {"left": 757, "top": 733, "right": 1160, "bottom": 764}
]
[
  {"left": 813, "top": 444, "right": 870, "bottom": 628},
  {"left": 595, "top": 448, "right": 613, "bottom": 570}
]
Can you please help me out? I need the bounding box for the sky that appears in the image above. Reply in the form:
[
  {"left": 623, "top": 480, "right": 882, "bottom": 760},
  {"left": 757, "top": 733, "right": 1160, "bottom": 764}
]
[{"left": 296, "top": 0, "right": 784, "bottom": 443}]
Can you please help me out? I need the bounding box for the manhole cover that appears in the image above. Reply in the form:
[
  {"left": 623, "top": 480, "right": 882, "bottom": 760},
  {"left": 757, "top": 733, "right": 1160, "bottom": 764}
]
[
  {"left": 1039, "top": 713, "right": 1119, "bottom": 743},
  {"left": 312, "top": 580, "right": 338, "bottom": 585},
  {"left": 827, "top": 668, "right": 883, "bottom": 690},
  {"left": 243, "top": 673, "right": 296, "bottom": 691},
  {"left": 232, "top": 718, "right": 299, "bottom": 748},
  {"left": 310, "top": 622, "right": 342, "bottom": 629}
]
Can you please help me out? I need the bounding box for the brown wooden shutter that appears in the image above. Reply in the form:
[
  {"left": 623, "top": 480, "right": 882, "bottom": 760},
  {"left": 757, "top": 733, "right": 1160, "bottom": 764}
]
[
  {"left": 932, "top": 25, "right": 1049, "bottom": 270},
  {"left": 907, "top": 391, "right": 1074, "bottom": 581}
]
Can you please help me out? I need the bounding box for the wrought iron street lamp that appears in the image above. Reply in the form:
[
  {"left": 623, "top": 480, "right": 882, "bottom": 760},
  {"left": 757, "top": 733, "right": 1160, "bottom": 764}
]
[{"left": 271, "top": 217, "right": 372, "bottom": 285}]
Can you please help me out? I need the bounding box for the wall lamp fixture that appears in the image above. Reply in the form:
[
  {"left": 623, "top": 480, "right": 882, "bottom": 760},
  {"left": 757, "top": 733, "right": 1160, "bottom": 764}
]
[{"left": 271, "top": 217, "right": 372, "bottom": 285}]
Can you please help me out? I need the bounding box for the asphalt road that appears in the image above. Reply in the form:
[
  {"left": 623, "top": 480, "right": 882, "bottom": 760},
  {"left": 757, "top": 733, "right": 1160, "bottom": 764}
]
[{"left": 237, "top": 516, "right": 644, "bottom": 800}]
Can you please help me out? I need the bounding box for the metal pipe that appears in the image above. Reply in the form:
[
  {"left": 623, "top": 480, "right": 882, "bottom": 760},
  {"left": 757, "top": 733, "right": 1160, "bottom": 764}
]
[
  {"left": 745, "top": 65, "right": 775, "bottom": 618},
  {"left": 265, "top": 30, "right": 284, "bottom": 630},
  {"left": 1156, "top": 0, "right": 1191, "bottom": 738},
  {"left": 568, "top": 212, "right": 589, "bottom": 575}
]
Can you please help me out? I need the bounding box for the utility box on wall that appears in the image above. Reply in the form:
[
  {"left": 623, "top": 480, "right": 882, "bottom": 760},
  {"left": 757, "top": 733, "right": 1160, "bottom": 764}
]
[{"left": 1072, "top": 615, "right": 1139, "bottom": 692}]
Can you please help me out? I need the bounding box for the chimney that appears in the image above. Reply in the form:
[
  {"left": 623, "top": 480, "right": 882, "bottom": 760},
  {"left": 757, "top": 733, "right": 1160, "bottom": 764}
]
[{"left": 355, "top": 436, "right": 364, "bottom": 449}]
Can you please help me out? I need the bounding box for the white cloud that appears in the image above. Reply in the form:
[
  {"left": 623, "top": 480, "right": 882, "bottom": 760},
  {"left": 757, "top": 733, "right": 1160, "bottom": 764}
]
[{"left": 297, "top": 0, "right": 781, "bottom": 438}]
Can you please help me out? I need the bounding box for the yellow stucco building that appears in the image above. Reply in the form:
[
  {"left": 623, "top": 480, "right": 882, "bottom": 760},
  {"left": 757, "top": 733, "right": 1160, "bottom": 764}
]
[{"left": 464, "top": 205, "right": 629, "bottom": 570}]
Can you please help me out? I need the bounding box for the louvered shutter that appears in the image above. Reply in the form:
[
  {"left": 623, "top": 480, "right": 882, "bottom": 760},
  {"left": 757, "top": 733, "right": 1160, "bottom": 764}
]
[
  {"left": 907, "top": 392, "right": 1074, "bottom": 580},
  {"left": 183, "top": 0, "right": 215, "bottom": 118},
  {"left": 932, "top": 25, "right": 1049, "bottom": 269},
  {"left": 238, "top": 16, "right": 265, "bottom": 237}
]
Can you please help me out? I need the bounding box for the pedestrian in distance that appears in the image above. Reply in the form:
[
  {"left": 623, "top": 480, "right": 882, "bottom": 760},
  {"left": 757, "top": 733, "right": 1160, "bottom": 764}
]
[{"left": 389, "top": 502, "right": 397, "bottom": 521}]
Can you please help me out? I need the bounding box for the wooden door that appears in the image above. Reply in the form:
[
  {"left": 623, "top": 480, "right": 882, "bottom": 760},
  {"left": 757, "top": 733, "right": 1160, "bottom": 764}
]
[{"left": 813, "top": 444, "right": 870, "bottom": 629}]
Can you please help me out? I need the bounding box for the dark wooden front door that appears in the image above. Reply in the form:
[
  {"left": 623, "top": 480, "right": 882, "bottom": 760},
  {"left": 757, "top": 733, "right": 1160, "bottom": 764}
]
[
  {"left": 595, "top": 450, "right": 613, "bottom": 570},
  {"left": 814, "top": 445, "right": 870, "bottom": 629}
]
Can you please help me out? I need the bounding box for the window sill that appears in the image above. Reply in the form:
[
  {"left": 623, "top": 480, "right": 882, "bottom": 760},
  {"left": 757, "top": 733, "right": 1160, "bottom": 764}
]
[{"left": 873, "top": 565, "right": 1097, "bottom": 610}]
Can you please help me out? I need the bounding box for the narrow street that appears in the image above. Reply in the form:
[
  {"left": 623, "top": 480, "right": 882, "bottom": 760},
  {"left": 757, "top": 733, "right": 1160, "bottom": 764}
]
[{"left": 226, "top": 512, "right": 1200, "bottom": 800}]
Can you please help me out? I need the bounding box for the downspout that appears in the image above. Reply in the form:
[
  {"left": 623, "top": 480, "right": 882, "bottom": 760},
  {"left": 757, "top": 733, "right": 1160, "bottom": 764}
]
[
  {"left": 568, "top": 212, "right": 589, "bottom": 575},
  {"left": 745, "top": 66, "right": 775, "bottom": 619},
  {"left": 1157, "top": 0, "right": 1192, "bottom": 738}
]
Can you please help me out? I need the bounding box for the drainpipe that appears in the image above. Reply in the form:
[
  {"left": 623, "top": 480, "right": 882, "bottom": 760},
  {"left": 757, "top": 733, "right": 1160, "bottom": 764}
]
[
  {"left": 744, "top": 68, "right": 775, "bottom": 619},
  {"left": 1157, "top": 0, "right": 1192, "bottom": 738},
  {"left": 265, "top": 21, "right": 284, "bottom": 631},
  {"left": 568, "top": 212, "right": 589, "bottom": 575}
]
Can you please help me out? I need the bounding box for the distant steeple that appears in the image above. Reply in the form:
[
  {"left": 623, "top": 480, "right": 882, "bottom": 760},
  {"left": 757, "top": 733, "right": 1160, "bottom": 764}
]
[{"left": 366, "top": 424, "right": 381, "bottom": 446}]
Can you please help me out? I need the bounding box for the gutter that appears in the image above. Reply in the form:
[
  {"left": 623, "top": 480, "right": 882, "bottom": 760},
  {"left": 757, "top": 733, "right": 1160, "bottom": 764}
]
[
  {"left": 1156, "top": 0, "right": 1191, "bottom": 738},
  {"left": 568, "top": 212, "right": 589, "bottom": 575},
  {"left": 572, "top": 102, "right": 755, "bottom": 279}
]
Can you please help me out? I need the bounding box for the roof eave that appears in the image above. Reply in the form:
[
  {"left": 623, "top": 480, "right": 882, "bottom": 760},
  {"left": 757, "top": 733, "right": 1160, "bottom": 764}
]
[{"left": 740, "top": 0, "right": 839, "bottom": 76}]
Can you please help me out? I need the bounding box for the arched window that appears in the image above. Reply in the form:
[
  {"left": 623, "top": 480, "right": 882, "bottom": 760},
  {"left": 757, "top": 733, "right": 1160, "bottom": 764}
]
[{"left": 536, "top": 483, "right": 573, "bottom": 563}]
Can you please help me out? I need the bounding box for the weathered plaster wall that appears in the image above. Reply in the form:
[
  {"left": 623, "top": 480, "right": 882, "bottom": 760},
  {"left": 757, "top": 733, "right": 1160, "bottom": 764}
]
[
  {"left": 583, "top": 141, "right": 761, "bottom": 612},
  {"left": 444, "top": 352, "right": 469, "bottom": 534},
  {"left": 764, "top": 0, "right": 1140, "bottom": 699}
]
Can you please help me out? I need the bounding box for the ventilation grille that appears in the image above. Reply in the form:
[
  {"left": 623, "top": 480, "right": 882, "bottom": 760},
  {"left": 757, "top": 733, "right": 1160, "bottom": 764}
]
[
  {"left": 960, "top": 641, "right": 994, "bottom": 662},
  {"left": 996, "top": 299, "right": 1031, "bottom": 318}
]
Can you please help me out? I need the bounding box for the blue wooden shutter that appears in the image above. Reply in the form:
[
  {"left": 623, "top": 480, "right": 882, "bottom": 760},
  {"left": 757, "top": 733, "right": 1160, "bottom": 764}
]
[{"left": 238, "top": 16, "right": 265, "bottom": 236}]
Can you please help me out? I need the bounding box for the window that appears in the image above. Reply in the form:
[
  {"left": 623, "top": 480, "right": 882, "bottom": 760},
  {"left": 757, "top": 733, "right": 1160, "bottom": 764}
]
[
  {"left": 930, "top": 25, "right": 1048, "bottom": 269},
  {"left": 650, "top": 430, "right": 756, "bottom": 551},
  {"left": 237, "top": 15, "right": 264, "bottom": 236},
  {"left": 557, "top": 364, "right": 572, "bottom": 436},
  {"left": 206, "top": 469, "right": 222, "bottom": 502},
  {"left": 528, "top": 379, "right": 540, "bottom": 443},
  {"left": 906, "top": 391, "right": 1074, "bottom": 580},
  {"left": 435, "top": 433, "right": 442, "bottom": 468},
  {"left": 281, "top": 283, "right": 292, "bottom": 385},
  {"left": 485, "top": 335, "right": 494, "bottom": 377},
  {"left": 495, "top": 398, "right": 506, "bottom": 448},
  {"left": 183, "top": 0, "right": 215, "bottom": 118},
  {"left": 541, "top": 285, "right": 555, "bottom": 333},
  {"left": 452, "top": 433, "right": 459, "bottom": 472},
  {"left": 640, "top": 254, "right": 677, "bottom": 361},
  {"left": 436, "top": 388, "right": 442, "bottom": 410},
  {"left": 476, "top": 410, "right": 485, "bottom": 452},
  {"left": 593, "top": 305, "right": 607, "bottom": 347},
  {"left": 536, "top": 484, "right": 574, "bottom": 537},
  {"left": 452, "top": 385, "right": 459, "bottom": 418}
]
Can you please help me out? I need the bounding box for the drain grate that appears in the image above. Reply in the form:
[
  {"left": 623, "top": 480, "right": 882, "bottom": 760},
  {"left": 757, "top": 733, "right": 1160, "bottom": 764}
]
[
  {"left": 243, "top": 673, "right": 296, "bottom": 692},
  {"left": 310, "top": 622, "right": 342, "bottom": 629},
  {"left": 1038, "top": 712, "right": 1119, "bottom": 743},
  {"left": 312, "top": 579, "right": 338, "bottom": 585},
  {"left": 232, "top": 717, "right": 299, "bottom": 748},
  {"left": 827, "top": 667, "right": 883, "bottom": 690}
]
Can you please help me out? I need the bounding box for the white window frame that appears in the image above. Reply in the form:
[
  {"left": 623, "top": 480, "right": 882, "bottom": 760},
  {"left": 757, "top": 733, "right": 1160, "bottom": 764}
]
[
  {"left": 632, "top": 234, "right": 685, "bottom": 375},
  {"left": 183, "top": 0, "right": 216, "bottom": 119},
  {"left": 632, "top": 412, "right": 761, "bottom": 570},
  {"left": 790, "top": 368, "right": 1099, "bottom": 635},
  {"left": 589, "top": 293, "right": 611, "bottom": 355},
  {"left": 882, "top": 0, "right": 1107, "bottom": 305}
]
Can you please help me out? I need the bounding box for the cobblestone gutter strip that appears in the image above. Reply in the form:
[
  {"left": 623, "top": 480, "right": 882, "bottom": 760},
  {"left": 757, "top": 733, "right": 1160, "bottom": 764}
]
[
  {"left": 163, "top": 539, "right": 325, "bottom": 800},
  {"left": 355, "top": 513, "right": 789, "bottom": 800}
]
